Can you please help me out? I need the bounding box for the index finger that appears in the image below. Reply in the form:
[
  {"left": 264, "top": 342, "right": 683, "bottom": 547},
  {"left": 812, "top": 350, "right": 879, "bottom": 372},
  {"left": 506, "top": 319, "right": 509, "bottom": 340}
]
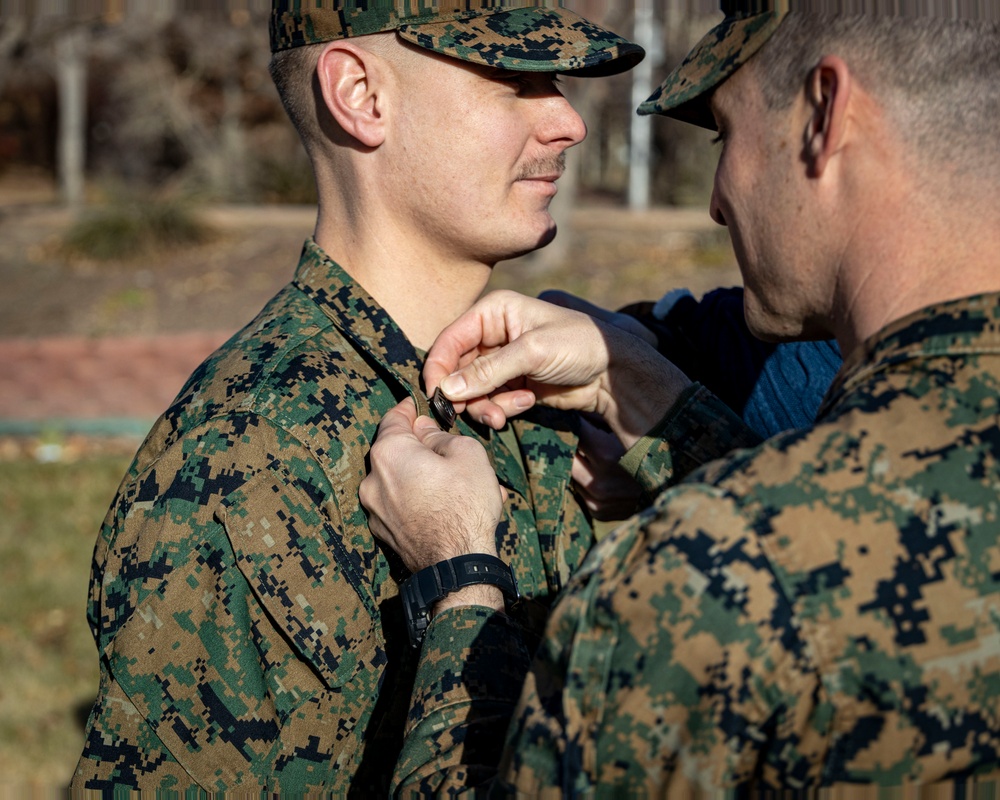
[
  {"left": 423, "top": 313, "right": 491, "bottom": 396},
  {"left": 424, "top": 290, "right": 532, "bottom": 395}
]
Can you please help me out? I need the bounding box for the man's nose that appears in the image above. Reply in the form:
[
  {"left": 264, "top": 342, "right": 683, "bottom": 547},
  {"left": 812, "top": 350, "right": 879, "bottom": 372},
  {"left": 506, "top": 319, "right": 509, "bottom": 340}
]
[
  {"left": 709, "top": 182, "right": 727, "bottom": 227},
  {"left": 539, "top": 92, "right": 588, "bottom": 150}
]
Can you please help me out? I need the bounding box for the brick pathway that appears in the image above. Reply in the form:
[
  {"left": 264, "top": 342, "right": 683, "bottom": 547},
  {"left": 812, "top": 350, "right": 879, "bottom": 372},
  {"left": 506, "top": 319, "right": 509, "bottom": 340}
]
[
  {"left": 0, "top": 331, "right": 231, "bottom": 435},
  {"left": 0, "top": 200, "right": 732, "bottom": 440}
]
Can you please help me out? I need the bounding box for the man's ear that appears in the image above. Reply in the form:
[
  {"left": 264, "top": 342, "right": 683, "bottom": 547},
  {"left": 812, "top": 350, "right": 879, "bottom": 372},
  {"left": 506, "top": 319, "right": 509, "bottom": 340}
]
[
  {"left": 316, "top": 41, "right": 388, "bottom": 148},
  {"left": 803, "top": 55, "right": 852, "bottom": 178}
]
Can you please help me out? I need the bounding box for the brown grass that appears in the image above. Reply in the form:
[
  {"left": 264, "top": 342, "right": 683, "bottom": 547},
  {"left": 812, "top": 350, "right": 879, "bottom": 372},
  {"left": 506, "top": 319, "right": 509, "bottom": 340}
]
[{"left": 0, "top": 443, "right": 133, "bottom": 787}]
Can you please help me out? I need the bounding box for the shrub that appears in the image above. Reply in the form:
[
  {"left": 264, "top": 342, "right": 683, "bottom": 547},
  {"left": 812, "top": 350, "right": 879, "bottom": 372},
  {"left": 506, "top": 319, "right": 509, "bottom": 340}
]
[
  {"left": 61, "top": 194, "right": 211, "bottom": 261},
  {"left": 250, "top": 154, "right": 317, "bottom": 206}
]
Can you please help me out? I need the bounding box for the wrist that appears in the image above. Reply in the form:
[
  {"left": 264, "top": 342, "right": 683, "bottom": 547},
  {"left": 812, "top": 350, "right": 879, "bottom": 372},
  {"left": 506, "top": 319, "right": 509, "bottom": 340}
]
[
  {"left": 600, "top": 329, "right": 692, "bottom": 450},
  {"left": 401, "top": 553, "right": 519, "bottom": 647},
  {"left": 433, "top": 584, "right": 504, "bottom": 616}
]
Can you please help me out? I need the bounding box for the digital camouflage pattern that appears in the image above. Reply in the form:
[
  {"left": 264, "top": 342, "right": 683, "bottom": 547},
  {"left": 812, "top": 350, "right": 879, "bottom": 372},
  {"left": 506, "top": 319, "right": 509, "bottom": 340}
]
[
  {"left": 270, "top": 1, "right": 644, "bottom": 77},
  {"left": 638, "top": 3, "right": 785, "bottom": 128},
  {"left": 396, "top": 292, "right": 1000, "bottom": 796},
  {"left": 71, "top": 239, "right": 597, "bottom": 793},
  {"left": 618, "top": 382, "right": 762, "bottom": 499}
]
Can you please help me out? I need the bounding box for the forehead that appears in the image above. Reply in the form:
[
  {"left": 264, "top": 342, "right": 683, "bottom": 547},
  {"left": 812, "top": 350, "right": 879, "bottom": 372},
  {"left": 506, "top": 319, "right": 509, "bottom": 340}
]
[
  {"left": 384, "top": 40, "right": 482, "bottom": 90},
  {"left": 708, "top": 61, "right": 759, "bottom": 121}
]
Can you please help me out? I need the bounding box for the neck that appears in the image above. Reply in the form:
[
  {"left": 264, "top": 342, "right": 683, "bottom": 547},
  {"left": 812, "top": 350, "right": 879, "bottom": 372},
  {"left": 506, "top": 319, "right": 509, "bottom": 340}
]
[
  {"left": 831, "top": 182, "right": 1000, "bottom": 357},
  {"left": 313, "top": 205, "right": 494, "bottom": 352}
]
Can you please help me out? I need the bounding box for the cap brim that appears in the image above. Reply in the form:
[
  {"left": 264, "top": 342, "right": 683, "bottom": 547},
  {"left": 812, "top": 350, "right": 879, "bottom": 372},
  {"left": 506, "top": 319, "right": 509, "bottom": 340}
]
[
  {"left": 638, "top": 11, "right": 783, "bottom": 129},
  {"left": 398, "top": 7, "right": 645, "bottom": 78}
]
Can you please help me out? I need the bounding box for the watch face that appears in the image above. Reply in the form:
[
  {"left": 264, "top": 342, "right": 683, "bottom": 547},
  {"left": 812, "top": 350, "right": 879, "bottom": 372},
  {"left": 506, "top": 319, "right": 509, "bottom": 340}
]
[{"left": 402, "top": 576, "right": 432, "bottom": 648}]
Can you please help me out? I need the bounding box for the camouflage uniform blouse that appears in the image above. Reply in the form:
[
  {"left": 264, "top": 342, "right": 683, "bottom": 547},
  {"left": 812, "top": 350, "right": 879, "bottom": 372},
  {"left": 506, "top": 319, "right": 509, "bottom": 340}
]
[
  {"left": 72, "top": 239, "right": 596, "bottom": 794},
  {"left": 396, "top": 292, "right": 1000, "bottom": 797}
]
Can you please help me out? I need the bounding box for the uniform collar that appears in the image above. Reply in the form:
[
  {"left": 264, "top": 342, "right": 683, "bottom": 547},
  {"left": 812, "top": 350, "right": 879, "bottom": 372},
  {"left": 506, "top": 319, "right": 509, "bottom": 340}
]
[
  {"left": 821, "top": 292, "right": 1000, "bottom": 416},
  {"left": 292, "top": 238, "right": 426, "bottom": 396},
  {"left": 291, "top": 240, "right": 578, "bottom": 555}
]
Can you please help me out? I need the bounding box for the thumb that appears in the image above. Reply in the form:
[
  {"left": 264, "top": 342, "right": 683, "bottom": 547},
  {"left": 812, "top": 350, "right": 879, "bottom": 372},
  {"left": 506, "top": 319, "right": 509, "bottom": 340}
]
[
  {"left": 439, "top": 341, "right": 535, "bottom": 402},
  {"left": 377, "top": 397, "right": 419, "bottom": 437},
  {"left": 412, "top": 415, "right": 463, "bottom": 455}
]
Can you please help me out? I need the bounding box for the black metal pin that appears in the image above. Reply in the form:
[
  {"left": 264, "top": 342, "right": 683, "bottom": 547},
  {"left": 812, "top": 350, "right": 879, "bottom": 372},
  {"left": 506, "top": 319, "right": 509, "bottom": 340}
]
[{"left": 429, "top": 387, "right": 457, "bottom": 430}]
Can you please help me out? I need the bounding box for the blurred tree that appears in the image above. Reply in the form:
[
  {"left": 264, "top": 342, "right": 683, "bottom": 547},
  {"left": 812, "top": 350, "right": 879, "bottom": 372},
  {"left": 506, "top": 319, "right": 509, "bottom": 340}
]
[
  {"left": 5, "top": 9, "right": 99, "bottom": 206},
  {"left": 0, "top": 1, "right": 719, "bottom": 208},
  {"left": 88, "top": 7, "right": 283, "bottom": 201},
  {"left": 652, "top": 0, "right": 721, "bottom": 205},
  {"left": 1, "top": 3, "right": 296, "bottom": 203},
  {"left": 567, "top": 0, "right": 719, "bottom": 207},
  {"left": 0, "top": 17, "right": 27, "bottom": 95},
  {"left": 0, "top": 18, "right": 29, "bottom": 172}
]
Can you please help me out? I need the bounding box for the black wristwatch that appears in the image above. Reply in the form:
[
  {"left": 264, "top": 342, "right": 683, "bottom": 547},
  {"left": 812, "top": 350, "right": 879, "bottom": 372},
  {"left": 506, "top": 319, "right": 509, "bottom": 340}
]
[{"left": 400, "top": 554, "right": 519, "bottom": 647}]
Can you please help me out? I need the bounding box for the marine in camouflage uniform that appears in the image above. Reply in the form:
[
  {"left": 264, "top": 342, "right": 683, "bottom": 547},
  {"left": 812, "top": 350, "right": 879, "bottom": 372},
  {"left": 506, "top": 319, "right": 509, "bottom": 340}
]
[
  {"left": 72, "top": 244, "right": 599, "bottom": 792},
  {"left": 396, "top": 294, "right": 1000, "bottom": 795},
  {"left": 356, "top": 2, "right": 1000, "bottom": 795},
  {"left": 71, "top": 2, "right": 643, "bottom": 793}
]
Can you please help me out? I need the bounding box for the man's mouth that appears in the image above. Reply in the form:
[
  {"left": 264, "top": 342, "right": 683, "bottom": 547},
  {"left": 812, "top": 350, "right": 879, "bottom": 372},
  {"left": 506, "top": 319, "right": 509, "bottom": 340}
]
[{"left": 516, "top": 154, "right": 566, "bottom": 183}]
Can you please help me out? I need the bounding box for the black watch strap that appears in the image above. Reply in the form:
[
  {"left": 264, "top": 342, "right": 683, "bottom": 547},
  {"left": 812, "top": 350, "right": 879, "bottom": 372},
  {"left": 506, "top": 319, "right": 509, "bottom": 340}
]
[{"left": 401, "top": 554, "right": 519, "bottom": 648}]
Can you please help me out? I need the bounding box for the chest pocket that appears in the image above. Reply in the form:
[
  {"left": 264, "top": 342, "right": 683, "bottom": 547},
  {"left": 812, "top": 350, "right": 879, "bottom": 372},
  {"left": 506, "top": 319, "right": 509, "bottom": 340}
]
[{"left": 220, "top": 462, "right": 380, "bottom": 689}]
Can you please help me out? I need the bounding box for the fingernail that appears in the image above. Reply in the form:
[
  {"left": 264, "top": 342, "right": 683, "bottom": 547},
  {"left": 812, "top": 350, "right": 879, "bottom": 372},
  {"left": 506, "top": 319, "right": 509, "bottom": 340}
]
[
  {"left": 514, "top": 395, "right": 533, "bottom": 410},
  {"left": 441, "top": 374, "right": 467, "bottom": 396},
  {"left": 414, "top": 415, "right": 437, "bottom": 430}
]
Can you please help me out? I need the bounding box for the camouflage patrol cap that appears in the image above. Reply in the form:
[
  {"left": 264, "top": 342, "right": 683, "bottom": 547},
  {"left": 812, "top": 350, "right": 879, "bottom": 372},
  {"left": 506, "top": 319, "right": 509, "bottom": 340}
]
[
  {"left": 271, "top": 1, "right": 645, "bottom": 78},
  {"left": 638, "top": 0, "right": 788, "bottom": 129}
]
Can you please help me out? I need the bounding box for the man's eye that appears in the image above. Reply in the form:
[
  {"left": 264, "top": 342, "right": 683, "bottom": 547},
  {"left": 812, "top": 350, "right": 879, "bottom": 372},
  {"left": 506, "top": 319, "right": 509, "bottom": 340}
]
[{"left": 493, "top": 70, "right": 525, "bottom": 83}]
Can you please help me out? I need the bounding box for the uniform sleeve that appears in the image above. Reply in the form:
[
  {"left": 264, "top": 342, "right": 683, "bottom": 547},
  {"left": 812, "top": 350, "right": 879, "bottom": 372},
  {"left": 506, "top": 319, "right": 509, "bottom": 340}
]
[
  {"left": 620, "top": 383, "right": 762, "bottom": 497},
  {"left": 392, "top": 608, "right": 533, "bottom": 796},
  {"left": 73, "top": 414, "right": 384, "bottom": 791},
  {"left": 494, "top": 484, "right": 829, "bottom": 794},
  {"left": 392, "top": 482, "right": 830, "bottom": 797},
  {"left": 389, "top": 413, "right": 597, "bottom": 797}
]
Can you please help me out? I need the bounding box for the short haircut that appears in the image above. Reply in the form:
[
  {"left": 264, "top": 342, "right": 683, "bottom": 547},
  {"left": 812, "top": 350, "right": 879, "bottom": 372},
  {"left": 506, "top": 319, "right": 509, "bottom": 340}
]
[
  {"left": 749, "top": 13, "right": 1000, "bottom": 171},
  {"left": 269, "top": 43, "right": 324, "bottom": 151}
]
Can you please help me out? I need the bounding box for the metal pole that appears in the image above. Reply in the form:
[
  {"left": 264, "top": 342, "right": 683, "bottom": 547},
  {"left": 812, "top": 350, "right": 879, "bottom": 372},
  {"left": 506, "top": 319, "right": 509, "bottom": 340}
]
[
  {"left": 56, "top": 26, "right": 87, "bottom": 210},
  {"left": 629, "top": 0, "right": 657, "bottom": 210}
]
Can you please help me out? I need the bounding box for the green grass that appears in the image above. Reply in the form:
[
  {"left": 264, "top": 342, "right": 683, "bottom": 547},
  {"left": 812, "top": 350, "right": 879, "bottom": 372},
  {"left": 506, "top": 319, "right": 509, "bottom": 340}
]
[{"left": 0, "top": 452, "right": 132, "bottom": 786}]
